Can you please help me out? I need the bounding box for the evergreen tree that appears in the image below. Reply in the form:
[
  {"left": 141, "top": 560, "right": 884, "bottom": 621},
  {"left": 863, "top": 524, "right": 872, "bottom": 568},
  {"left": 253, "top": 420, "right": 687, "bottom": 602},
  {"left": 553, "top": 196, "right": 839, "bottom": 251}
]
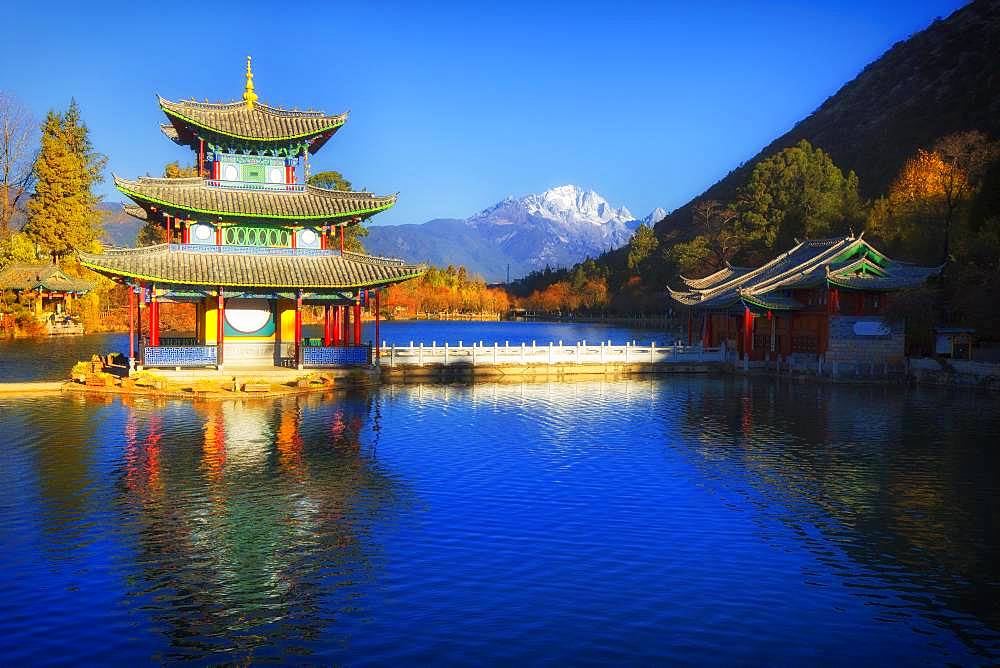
[
  {"left": 307, "top": 170, "right": 367, "bottom": 251},
  {"left": 22, "top": 101, "right": 105, "bottom": 262},
  {"left": 735, "top": 140, "right": 867, "bottom": 253}
]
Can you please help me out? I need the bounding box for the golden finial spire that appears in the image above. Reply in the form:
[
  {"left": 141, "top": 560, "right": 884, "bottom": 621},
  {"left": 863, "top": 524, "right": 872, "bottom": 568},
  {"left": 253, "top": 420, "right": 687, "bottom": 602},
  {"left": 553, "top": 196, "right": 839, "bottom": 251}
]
[{"left": 243, "top": 55, "right": 258, "bottom": 109}]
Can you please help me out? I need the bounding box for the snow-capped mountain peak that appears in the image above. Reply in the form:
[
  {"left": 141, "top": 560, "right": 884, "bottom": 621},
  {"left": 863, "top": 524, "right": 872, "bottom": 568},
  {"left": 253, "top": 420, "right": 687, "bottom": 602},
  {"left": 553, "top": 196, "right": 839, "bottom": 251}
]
[{"left": 516, "top": 185, "right": 635, "bottom": 227}]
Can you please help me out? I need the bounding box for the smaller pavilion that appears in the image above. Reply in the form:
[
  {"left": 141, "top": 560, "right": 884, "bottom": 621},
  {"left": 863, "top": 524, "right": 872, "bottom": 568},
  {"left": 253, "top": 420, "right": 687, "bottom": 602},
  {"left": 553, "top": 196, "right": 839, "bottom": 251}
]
[
  {"left": 0, "top": 263, "right": 93, "bottom": 334},
  {"left": 668, "top": 234, "right": 941, "bottom": 368}
]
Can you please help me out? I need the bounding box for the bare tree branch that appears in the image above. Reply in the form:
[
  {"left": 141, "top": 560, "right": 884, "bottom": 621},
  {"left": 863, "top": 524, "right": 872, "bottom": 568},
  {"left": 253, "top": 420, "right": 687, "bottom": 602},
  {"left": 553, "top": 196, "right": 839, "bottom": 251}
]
[{"left": 0, "top": 91, "right": 37, "bottom": 237}]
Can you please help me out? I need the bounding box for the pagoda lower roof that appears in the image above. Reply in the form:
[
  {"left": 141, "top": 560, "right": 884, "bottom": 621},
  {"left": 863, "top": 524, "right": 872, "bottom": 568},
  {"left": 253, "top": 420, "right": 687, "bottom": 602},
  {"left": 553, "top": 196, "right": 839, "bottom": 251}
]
[
  {"left": 669, "top": 235, "right": 941, "bottom": 310},
  {"left": 115, "top": 175, "right": 396, "bottom": 223},
  {"left": 158, "top": 96, "right": 347, "bottom": 151},
  {"left": 78, "top": 245, "right": 424, "bottom": 290}
]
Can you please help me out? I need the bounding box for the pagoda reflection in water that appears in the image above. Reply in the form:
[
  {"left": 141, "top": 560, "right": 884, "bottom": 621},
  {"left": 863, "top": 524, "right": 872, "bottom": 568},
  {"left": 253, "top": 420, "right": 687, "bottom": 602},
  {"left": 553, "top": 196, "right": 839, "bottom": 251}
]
[{"left": 118, "top": 392, "right": 405, "bottom": 660}]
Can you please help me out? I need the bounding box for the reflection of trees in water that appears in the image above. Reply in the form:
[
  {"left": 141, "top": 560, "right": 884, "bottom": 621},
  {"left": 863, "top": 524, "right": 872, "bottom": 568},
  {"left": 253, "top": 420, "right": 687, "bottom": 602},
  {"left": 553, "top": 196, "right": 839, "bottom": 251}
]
[
  {"left": 116, "top": 390, "right": 407, "bottom": 662},
  {"left": 671, "top": 378, "right": 1000, "bottom": 656}
]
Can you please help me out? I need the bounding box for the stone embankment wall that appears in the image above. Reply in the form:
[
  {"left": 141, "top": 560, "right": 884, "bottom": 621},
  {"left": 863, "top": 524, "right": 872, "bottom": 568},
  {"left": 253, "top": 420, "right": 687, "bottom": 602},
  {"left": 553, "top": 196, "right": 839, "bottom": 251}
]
[
  {"left": 826, "top": 315, "right": 905, "bottom": 366},
  {"left": 908, "top": 357, "right": 1000, "bottom": 390}
]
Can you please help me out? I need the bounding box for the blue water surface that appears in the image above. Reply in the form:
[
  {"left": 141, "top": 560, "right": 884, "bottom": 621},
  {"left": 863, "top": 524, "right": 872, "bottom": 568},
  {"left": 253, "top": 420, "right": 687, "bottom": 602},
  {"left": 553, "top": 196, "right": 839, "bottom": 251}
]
[{"left": 0, "top": 376, "right": 997, "bottom": 665}]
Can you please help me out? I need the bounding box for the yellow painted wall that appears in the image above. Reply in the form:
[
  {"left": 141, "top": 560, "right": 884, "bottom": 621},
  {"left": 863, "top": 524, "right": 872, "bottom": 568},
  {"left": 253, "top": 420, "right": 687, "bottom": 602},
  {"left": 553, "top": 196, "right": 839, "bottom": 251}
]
[
  {"left": 203, "top": 298, "right": 219, "bottom": 344},
  {"left": 277, "top": 299, "right": 296, "bottom": 342}
]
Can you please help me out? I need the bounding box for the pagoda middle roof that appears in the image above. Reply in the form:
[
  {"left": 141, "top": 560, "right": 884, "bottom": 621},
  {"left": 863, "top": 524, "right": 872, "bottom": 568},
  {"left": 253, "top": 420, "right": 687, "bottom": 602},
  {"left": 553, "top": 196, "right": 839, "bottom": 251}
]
[
  {"left": 158, "top": 96, "right": 347, "bottom": 148},
  {"left": 668, "top": 235, "right": 941, "bottom": 310},
  {"left": 114, "top": 175, "right": 396, "bottom": 223},
  {"left": 78, "top": 245, "right": 425, "bottom": 290}
]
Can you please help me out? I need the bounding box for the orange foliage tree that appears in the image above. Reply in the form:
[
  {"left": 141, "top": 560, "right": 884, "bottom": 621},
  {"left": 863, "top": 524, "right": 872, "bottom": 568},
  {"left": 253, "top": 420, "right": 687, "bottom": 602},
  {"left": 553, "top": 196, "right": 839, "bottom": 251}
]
[{"left": 384, "top": 264, "right": 510, "bottom": 317}]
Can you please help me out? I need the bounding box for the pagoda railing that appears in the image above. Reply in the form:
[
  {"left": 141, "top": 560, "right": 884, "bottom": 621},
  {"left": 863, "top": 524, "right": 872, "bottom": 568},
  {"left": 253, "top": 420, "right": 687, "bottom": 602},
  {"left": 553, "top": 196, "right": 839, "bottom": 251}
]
[
  {"left": 205, "top": 180, "right": 306, "bottom": 193},
  {"left": 168, "top": 244, "right": 337, "bottom": 257},
  {"left": 300, "top": 342, "right": 373, "bottom": 367},
  {"left": 142, "top": 344, "right": 218, "bottom": 368}
]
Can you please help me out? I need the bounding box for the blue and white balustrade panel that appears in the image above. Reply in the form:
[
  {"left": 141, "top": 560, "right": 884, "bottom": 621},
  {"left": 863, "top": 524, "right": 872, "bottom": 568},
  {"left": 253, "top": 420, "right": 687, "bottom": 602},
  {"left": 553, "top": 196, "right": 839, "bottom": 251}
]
[
  {"left": 144, "top": 345, "right": 218, "bottom": 367},
  {"left": 303, "top": 346, "right": 371, "bottom": 366}
]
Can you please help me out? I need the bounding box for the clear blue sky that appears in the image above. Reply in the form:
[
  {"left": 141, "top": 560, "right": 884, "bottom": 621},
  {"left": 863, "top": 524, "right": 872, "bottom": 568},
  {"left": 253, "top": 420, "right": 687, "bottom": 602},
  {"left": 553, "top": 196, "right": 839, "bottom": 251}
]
[{"left": 2, "top": 0, "right": 967, "bottom": 225}]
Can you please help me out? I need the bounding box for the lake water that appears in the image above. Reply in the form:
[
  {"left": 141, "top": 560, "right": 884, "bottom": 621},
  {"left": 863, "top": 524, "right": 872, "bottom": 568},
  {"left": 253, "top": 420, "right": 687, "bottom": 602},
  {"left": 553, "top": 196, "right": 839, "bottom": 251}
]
[
  {"left": 0, "top": 320, "right": 674, "bottom": 382},
  {"left": 0, "top": 325, "right": 998, "bottom": 664}
]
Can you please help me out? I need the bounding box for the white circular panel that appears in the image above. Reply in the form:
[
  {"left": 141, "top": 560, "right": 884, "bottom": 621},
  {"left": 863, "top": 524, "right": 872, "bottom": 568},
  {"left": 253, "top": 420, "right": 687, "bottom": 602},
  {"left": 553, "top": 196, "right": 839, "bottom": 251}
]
[
  {"left": 222, "top": 164, "right": 239, "bottom": 181},
  {"left": 268, "top": 166, "right": 284, "bottom": 183},
  {"left": 300, "top": 228, "right": 317, "bottom": 245},
  {"left": 193, "top": 223, "right": 213, "bottom": 241},
  {"left": 224, "top": 298, "right": 271, "bottom": 334}
]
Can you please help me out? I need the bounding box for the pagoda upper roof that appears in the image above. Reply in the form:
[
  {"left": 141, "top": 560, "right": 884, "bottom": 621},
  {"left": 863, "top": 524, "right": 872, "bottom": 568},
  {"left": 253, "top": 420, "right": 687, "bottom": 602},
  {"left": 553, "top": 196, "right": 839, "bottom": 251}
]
[
  {"left": 158, "top": 95, "right": 347, "bottom": 152},
  {"left": 0, "top": 263, "right": 94, "bottom": 293},
  {"left": 668, "top": 235, "right": 942, "bottom": 310},
  {"left": 78, "top": 245, "right": 424, "bottom": 290},
  {"left": 114, "top": 175, "right": 396, "bottom": 223}
]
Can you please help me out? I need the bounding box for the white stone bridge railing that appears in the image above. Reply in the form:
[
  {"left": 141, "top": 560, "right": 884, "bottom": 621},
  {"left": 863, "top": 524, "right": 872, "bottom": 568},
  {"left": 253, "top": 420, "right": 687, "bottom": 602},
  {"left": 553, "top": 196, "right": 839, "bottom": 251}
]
[{"left": 380, "top": 340, "right": 725, "bottom": 368}]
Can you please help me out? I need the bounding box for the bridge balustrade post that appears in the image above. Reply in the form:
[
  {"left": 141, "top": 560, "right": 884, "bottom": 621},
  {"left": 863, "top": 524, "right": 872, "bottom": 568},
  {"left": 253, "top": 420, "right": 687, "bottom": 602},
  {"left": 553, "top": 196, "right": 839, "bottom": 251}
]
[
  {"left": 625, "top": 342, "right": 630, "bottom": 364},
  {"left": 418, "top": 343, "right": 424, "bottom": 366},
  {"left": 445, "top": 342, "right": 449, "bottom": 365},
  {"left": 493, "top": 343, "right": 498, "bottom": 365},
  {"left": 521, "top": 343, "right": 526, "bottom": 364},
  {"left": 651, "top": 342, "right": 656, "bottom": 364},
  {"left": 548, "top": 342, "right": 553, "bottom": 364}
]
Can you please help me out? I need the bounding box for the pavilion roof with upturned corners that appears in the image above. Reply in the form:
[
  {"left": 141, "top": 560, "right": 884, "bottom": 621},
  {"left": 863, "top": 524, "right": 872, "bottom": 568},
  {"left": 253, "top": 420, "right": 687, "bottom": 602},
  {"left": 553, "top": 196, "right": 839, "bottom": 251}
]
[
  {"left": 114, "top": 175, "right": 396, "bottom": 224},
  {"left": 668, "top": 235, "right": 942, "bottom": 311},
  {"left": 77, "top": 245, "right": 425, "bottom": 290},
  {"left": 158, "top": 96, "right": 347, "bottom": 153},
  {"left": 0, "top": 264, "right": 94, "bottom": 293}
]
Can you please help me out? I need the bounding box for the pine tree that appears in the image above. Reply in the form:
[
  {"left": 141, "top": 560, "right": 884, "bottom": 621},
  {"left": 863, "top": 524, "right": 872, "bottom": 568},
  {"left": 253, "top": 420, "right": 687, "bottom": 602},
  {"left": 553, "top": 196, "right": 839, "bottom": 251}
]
[{"left": 22, "top": 101, "right": 105, "bottom": 263}]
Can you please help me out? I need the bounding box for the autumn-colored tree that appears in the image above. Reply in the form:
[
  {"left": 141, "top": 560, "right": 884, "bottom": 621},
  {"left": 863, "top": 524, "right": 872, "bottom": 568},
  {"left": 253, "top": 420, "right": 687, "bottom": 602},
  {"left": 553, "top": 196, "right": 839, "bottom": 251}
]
[
  {"left": 163, "top": 161, "right": 198, "bottom": 178},
  {"left": 22, "top": 101, "right": 106, "bottom": 262},
  {"left": 870, "top": 131, "right": 995, "bottom": 263},
  {"left": 384, "top": 264, "right": 509, "bottom": 316}
]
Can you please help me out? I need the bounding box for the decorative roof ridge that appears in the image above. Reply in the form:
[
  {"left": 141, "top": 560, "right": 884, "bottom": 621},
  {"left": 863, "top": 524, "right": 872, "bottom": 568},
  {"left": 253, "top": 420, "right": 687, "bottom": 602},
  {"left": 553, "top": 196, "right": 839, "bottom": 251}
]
[
  {"left": 158, "top": 94, "right": 347, "bottom": 120},
  {"left": 681, "top": 238, "right": 813, "bottom": 301},
  {"left": 79, "top": 244, "right": 170, "bottom": 258},
  {"left": 745, "top": 237, "right": 860, "bottom": 296},
  {"left": 341, "top": 249, "right": 416, "bottom": 267},
  {"left": 305, "top": 185, "right": 397, "bottom": 201}
]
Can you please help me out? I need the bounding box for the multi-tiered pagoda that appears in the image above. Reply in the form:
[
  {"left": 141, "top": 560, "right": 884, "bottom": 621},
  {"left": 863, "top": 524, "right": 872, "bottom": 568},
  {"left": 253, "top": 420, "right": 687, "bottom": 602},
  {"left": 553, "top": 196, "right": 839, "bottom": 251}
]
[{"left": 81, "top": 58, "right": 423, "bottom": 370}]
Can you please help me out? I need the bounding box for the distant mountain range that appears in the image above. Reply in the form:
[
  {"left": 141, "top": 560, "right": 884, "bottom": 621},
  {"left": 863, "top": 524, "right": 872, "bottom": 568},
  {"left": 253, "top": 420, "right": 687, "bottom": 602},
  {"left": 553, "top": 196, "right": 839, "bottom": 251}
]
[
  {"left": 99, "top": 186, "right": 661, "bottom": 282},
  {"left": 365, "top": 185, "right": 664, "bottom": 282}
]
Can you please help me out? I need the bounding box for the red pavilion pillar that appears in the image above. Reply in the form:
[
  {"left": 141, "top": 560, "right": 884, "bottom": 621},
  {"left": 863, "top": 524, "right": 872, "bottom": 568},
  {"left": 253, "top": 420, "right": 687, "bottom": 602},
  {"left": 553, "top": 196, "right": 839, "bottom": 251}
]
[
  {"left": 353, "top": 295, "right": 362, "bottom": 345},
  {"left": 339, "top": 225, "right": 345, "bottom": 253},
  {"left": 216, "top": 289, "right": 225, "bottom": 369},
  {"left": 342, "top": 304, "right": 350, "bottom": 345},
  {"left": 742, "top": 306, "right": 753, "bottom": 360},
  {"left": 295, "top": 291, "right": 303, "bottom": 368},
  {"left": 198, "top": 138, "right": 205, "bottom": 177},
  {"left": 374, "top": 289, "right": 381, "bottom": 363},
  {"left": 128, "top": 284, "right": 135, "bottom": 364},
  {"left": 149, "top": 285, "right": 160, "bottom": 347},
  {"left": 332, "top": 304, "right": 342, "bottom": 346},
  {"left": 323, "top": 304, "right": 332, "bottom": 346}
]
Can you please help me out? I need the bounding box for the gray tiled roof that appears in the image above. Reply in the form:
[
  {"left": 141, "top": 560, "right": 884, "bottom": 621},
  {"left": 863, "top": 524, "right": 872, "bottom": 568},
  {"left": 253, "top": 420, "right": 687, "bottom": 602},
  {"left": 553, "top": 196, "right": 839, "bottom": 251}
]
[
  {"left": 159, "top": 96, "right": 347, "bottom": 146},
  {"left": 114, "top": 175, "right": 396, "bottom": 223},
  {"left": 78, "top": 245, "right": 424, "bottom": 289},
  {"left": 0, "top": 263, "right": 94, "bottom": 293},
  {"left": 669, "top": 235, "right": 940, "bottom": 310}
]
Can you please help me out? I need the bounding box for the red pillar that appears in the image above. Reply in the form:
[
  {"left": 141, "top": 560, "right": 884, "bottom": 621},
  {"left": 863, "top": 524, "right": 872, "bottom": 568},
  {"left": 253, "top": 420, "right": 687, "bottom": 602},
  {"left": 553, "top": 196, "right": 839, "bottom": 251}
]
[
  {"left": 182, "top": 221, "right": 190, "bottom": 244},
  {"left": 128, "top": 284, "right": 135, "bottom": 361},
  {"left": 149, "top": 286, "right": 160, "bottom": 347},
  {"left": 212, "top": 156, "right": 220, "bottom": 180},
  {"left": 353, "top": 296, "right": 362, "bottom": 345},
  {"left": 291, "top": 228, "right": 297, "bottom": 249},
  {"left": 375, "top": 289, "right": 381, "bottom": 362},
  {"left": 216, "top": 225, "right": 223, "bottom": 246},
  {"left": 342, "top": 304, "right": 350, "bottom": 345},
  {"left": 333, "top": 305, "right": 342, "bottom": 345},
  {"left": 217, "top": 290, "right": 225, "bottom": 368},
  {"left": 742, "top": 306, "right": 753, "bottom": 358},
  {"left": 198, "top": 138, "right": 205, "bottom": 177},
  {"left": 323, "top": 304, "right": 332, "bottom": 346},
  {"left": 320, "top": 227, "right": 327, "bottom": 250},
  {"left": 339, "top": 225, "right": 345, "bottom": 253},
  {"left": 295, "top": 292, "right": 303, "bottom": 367},
  {"left": 166, "top": 216, "right": 173, "bottom": 244}
]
